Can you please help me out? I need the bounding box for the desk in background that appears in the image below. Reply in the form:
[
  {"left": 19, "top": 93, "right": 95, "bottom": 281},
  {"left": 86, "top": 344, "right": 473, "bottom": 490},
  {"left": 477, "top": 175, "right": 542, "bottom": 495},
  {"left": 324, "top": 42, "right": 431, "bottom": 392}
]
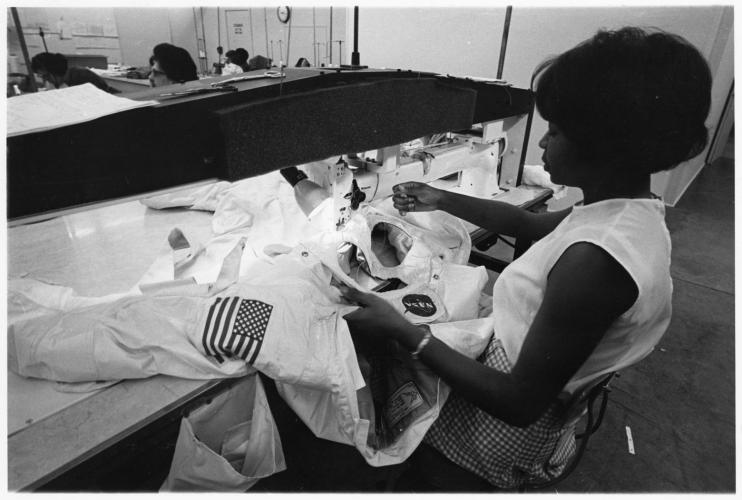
[{"left": 101, "top": 75, "right": 151, "bottom": 93}]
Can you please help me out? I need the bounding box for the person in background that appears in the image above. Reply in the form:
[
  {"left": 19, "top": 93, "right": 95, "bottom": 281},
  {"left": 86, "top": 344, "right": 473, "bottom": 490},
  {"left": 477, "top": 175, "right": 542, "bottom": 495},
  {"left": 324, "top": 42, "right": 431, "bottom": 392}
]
[
  {"left": 222, "top": 49, "right": 244, "bottom": 76},
  {"left": 340, "top": 27, "right": 712, "bottom": 490},
  {"left": 30, "top": 52, "right": 119, "bottom": 93},
  {"left": 295, "top": 57, "right": 311, "bottom": 67},
  {"left": 248, "top": 54, "right": 272, "bottom": 70},
  {"left": 149, "top": 43, "right": 198, "bottom": 87},
  {"left": 233, "top": 48, "right": 250, "bottom": 71},
  {"left": 126, "top": 57, "right": 154, "bottom": 80}
]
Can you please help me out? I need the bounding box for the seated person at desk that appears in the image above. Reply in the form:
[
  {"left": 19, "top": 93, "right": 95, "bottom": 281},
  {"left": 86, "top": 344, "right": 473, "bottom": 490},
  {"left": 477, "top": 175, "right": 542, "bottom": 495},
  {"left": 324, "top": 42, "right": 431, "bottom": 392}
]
[
  {"left": 222, "top": 49, "right": 244, "bottom": 76},
  {"left": 248, "top": 54, "right": 272, "bottom": 70},
  {"left": 126, "top": 59, "right": 153, "bottom": 80},
  {"left": 30, "top": 52, "right": 119, "bottom": 93},
  {"left": 148, "top": 43, "right": 199, "bottom": 87},
  {"left": 233, "top": 48, "right": 250, "bottom": 71},
  {"left": 339, "top": 27, "right": 712, "bottom": 490}
]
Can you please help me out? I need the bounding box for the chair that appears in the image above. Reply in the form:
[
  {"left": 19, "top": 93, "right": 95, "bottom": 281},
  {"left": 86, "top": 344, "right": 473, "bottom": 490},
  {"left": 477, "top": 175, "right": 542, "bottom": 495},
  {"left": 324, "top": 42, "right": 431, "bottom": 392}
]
[{"left": 518, "top": 371, "right": 618, "bottom": 491}]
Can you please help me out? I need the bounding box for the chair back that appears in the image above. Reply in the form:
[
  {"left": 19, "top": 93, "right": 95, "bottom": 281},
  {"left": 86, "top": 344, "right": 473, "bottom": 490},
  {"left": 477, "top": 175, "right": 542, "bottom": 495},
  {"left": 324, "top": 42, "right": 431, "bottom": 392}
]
[
  {"left": 522, "top": 372, "right": 617, "bottom": 491},
  {"left": 555, "top": 372, "right": 616, "bottom": 430}
]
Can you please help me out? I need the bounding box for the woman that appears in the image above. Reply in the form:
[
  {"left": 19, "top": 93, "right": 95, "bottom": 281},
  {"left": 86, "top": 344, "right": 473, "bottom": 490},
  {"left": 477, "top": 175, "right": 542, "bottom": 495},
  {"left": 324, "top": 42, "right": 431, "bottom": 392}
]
[
  {"left": 149, "top": 43, "right": 198, "bottom": 87},
  {"left": 341, "top": 27, "right": 712, "bottom": 490}
]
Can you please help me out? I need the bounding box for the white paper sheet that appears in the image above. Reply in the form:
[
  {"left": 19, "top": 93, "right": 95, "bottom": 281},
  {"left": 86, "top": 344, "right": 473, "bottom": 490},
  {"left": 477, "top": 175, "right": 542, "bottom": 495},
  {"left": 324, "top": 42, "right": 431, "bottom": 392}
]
[{"left": 7, "top": 83, "right": 157, "bottom": 137}]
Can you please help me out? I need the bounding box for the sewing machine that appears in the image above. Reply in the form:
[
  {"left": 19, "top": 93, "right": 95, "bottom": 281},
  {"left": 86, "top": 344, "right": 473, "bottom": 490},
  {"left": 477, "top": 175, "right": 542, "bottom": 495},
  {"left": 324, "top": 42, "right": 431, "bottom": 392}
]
[
  {"left": 7, "top": 67, "right": 540, "bottom": 490},
  {"left": 7, "top": 68, "right": 534, "bottom": 221},
  {"left": 327, "top": 120, "right": 507, "bottom": 227}
]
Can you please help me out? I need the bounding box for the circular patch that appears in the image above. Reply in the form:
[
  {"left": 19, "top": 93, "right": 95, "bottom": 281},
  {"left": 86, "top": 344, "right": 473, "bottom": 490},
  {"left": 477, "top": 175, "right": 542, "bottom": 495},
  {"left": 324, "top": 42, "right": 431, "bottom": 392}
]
[{"left": 401, "top": 294, "right": 437, "bottom": 317}]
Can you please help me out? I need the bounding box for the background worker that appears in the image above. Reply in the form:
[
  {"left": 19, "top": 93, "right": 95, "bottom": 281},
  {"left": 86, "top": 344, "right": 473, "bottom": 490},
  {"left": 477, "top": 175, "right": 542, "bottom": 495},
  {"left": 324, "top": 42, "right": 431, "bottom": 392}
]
[
  {"left": 30, "top": 52, "right": 119, "bottom": 93},
  {"left": 148, "top": 43, "right": 198, "bottom": 87}
]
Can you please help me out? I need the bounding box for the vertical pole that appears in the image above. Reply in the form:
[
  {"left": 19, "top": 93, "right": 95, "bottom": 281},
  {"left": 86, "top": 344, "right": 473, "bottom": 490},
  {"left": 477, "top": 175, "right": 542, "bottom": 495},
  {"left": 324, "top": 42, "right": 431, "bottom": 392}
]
[
  {"left": 312, "top": 8, "right": 317, "bottom": 66},
  {"left": 11, "top": 7, "right": 38, "bottom": 92},
  {"left": 329, "top": 7, "right": 333, "bottom": 65},
  {"left": 200, "top": 7, "right": 208, "bottom": 73},
  {"left": 39, "top": 27, "right": 48, "bottom": 52},
  {"left": 192, "top": 8, "right": 200, "bottom": 67},
  {"left": 496, "top": 6, "right": 512, "bottom": 79},
  {"left": 264, "top": 8, "right": 270, "bottom": 56},
  {"left": 351, "top": 6, "right": 360, "bottom": 66},
  {"left": 285, "top": 15, "right": 292, "bottom": 69}
]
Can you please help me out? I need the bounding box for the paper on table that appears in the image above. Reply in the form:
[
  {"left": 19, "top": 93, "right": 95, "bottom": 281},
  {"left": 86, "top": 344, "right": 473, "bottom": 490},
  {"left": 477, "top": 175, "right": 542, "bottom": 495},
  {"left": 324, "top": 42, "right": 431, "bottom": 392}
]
[{"left": 7, "top": 83, "right": 158, "bottom": 137}]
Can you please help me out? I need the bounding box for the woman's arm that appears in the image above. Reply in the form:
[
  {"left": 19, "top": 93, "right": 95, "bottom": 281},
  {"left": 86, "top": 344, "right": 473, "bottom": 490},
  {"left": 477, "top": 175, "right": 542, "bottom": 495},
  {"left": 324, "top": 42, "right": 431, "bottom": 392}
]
[
  {"left": 342, "top": 242, "right": 638, "bottom": 427},
  {"left": 392, "top": 182, "right": 571, "bottom": 241}
]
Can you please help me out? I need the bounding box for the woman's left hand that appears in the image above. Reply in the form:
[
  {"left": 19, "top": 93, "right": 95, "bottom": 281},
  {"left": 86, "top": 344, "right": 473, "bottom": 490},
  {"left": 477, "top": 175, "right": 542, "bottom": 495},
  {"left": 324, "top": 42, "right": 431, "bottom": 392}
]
[{"left": 338, "top": 284, "right": 412, "bottom": 341}]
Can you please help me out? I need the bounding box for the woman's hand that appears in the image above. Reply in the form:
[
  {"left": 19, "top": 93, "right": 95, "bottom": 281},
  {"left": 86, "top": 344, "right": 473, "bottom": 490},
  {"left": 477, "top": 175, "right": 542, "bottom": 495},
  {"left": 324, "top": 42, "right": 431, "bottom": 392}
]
[
  {"left": 392, "top": 182, "right": 445, "bottom": 214},
  {"left": 339, "top": 284, "right": 413, "bottom": 342}
]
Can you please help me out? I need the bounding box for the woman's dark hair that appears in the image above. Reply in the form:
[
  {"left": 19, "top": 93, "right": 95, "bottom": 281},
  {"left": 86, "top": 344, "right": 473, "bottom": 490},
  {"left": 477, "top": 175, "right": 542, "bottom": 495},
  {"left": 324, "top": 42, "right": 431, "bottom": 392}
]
[
  {"left": 152, "top": 43, "right": 198, "bottom": 83},
  {"left": 232, "top": 48, "right": 249, "bottom": 68},
  {"left": 533, "top": 27, "right": 712, "bottom": 175},
  {"left": 30, "top": 52, "right": 68, "bottom": 76}
]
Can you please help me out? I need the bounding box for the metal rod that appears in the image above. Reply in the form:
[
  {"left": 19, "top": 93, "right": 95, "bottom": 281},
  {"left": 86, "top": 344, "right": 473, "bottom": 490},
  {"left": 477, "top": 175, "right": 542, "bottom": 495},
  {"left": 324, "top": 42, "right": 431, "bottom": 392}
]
[
  {"left": 312, "top": 8, "right": 317, "bottom": 66},
  {"left": 496, "top": 6, "right": 512, "bottom": 80},
  {"left": 351, "top": 6, "right": 360, "bottom": 66},
  {"left": 192, "top": 8, "right": 201, "bottom": 69},
  {"left": 11, "top": 7, "right": 38, "bottom": 92},
  {"left": 285, "top": 15, "right": 292, "bottom": 69},
  {"left": 200, "top": 7, "right": 208, "bottom": 73},
  {"left": 39, "top": 27, "right": 48, "bottom": 52},
  {"left": 264, "top": 8, "right": 270, "bottom": 56},
  {"left": 329, "top": 7, "right": 333, "bottom": 65}
]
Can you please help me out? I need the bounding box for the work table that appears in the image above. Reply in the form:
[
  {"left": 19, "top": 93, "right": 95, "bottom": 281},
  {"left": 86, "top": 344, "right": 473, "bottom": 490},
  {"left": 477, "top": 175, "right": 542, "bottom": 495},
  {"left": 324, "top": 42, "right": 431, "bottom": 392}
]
[{"left": 7, "top": 191, "right": 228, "bottom": 491}]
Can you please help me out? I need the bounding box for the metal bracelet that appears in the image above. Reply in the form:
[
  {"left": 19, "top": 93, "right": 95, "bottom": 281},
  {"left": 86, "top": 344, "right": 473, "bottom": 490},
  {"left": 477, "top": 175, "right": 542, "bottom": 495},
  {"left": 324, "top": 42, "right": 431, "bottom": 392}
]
[{"left": 411, "top": 325, "right": 433, "bottom": 359}]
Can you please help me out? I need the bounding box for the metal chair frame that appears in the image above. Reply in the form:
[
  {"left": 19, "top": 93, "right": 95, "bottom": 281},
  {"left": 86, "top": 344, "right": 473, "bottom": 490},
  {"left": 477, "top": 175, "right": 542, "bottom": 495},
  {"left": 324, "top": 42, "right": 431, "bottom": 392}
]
[{"left": 519, "top": 371, "right": 618, "bottom": 491}]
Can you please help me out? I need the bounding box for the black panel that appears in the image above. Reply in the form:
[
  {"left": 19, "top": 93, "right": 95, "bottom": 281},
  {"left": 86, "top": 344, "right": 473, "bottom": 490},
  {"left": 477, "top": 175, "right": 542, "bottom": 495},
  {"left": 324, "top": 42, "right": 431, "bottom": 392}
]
[
  {"left": 215, "top": 78, "right": 476, "bottom": 179},
  {"left": 7, "top": 68, "right": 531, "bottom": 219}
]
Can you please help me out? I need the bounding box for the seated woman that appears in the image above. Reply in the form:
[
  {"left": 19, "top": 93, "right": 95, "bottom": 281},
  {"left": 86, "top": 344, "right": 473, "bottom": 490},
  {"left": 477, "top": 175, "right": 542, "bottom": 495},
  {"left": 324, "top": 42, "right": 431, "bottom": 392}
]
[
  {"left": 30, "top": 52, "right": 119, "bottom": 93},
  {"left": 248, "top": 54, "right": 272, "bottom": 70},
  {"left": 221, "top": 50, "right": 244, "bottom": 75},
  {"left": 233, "top": 48, "right": 250, "bottom": 71},
  {"left": 148, "top": 43, "right": 199, "bottom": 87},
  {"left": 340, "top": 27, "right": 712, "bottom": 490}
]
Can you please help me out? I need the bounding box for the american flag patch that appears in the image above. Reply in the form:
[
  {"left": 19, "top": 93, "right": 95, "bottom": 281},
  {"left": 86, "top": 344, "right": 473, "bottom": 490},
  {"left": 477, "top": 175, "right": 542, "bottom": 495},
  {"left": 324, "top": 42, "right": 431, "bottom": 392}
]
[{"left": 201, "top": 296, "right": 273, "bottom": 364}]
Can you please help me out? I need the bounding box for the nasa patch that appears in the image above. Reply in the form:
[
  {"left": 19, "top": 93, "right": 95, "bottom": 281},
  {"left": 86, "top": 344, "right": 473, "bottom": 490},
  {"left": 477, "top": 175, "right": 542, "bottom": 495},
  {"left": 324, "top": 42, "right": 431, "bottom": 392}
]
[{"left": 401, "top": 294, "right": 437, "bottom": 317}]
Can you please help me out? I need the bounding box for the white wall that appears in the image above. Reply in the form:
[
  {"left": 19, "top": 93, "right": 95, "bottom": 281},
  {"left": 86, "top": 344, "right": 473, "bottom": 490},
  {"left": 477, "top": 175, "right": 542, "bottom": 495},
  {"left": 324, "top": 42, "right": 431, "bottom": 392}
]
[
  {"left": 356, "top": 7, "right": 508, "bottom": 76},
  {"left": 354, "top": 5, "right": 733, "bottom": 205},
  {"left": 198, "top": 6, "right": 347, "bottom": 70},
  {"left": 9, "top": 7, "right": 124, "bottom": 71},
  {"left": 504, "top": 6, "right": 732, "bottom": 205},
  {"left": 115, "top": 8, "right": 173, "bottom": 68}
]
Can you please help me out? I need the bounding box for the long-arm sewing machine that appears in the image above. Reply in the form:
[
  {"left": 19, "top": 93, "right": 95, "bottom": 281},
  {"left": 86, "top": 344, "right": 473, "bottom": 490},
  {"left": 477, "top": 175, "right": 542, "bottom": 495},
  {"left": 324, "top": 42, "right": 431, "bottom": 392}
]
[{"left": 7, "top": 67, "right": 534, "bottom": 220}]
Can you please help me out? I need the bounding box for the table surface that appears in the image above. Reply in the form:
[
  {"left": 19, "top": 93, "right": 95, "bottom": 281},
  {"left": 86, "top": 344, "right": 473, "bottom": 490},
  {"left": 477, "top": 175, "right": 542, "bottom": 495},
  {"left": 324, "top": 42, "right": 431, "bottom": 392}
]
[
  {"left": 6, "top": 182, "right": 555, "bottom": 491},
  {"left": 7, "top": 194, "right": 223, "bottom": 491}
]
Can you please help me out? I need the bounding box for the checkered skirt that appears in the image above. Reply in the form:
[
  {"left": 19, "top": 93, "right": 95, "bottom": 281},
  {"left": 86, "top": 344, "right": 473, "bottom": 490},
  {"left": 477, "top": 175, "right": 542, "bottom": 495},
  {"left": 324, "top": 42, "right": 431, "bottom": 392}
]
[{"left": 424, "top": 337, "right": 576, "bottom": 489}]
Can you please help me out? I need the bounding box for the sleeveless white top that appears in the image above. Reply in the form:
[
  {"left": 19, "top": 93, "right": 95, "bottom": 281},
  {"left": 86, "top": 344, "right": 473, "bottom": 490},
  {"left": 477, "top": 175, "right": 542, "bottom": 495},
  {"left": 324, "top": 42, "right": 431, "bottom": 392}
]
[{"left": 492, "top": 198, "right": 673, "bottom": 394}]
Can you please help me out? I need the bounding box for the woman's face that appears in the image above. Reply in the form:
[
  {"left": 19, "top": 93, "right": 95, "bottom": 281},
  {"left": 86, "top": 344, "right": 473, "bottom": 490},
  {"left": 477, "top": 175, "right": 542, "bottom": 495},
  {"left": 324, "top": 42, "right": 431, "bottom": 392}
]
[
  {"left": 149, "top": 60, "right": 175, "bottom": 87},
  {"left": 538, "top": 122, "right": 592, "bottom": 186}
]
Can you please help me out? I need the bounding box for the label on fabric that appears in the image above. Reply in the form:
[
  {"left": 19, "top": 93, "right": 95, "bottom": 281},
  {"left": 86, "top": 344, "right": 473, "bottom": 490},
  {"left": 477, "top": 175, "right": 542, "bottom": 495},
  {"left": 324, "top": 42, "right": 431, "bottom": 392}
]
[
  {"left": 385, "top": 381, "right": 424, "bottom": 428},
  {"left": 401, "top": 294, "right": 437, "bottom": 317}
]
